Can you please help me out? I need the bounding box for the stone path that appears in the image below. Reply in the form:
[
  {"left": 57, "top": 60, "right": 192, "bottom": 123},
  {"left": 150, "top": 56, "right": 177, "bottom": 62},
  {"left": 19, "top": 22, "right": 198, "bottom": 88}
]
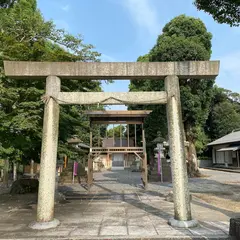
[{"left": 0, "top": 169, "right": 235, "bottom": 239}]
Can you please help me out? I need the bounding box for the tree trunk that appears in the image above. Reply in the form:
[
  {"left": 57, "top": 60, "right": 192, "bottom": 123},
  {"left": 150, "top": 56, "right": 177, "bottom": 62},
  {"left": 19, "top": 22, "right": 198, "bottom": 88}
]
[
  {"left": 0, "top": 169, "right": 4, "bottom": 181},
  {"left": 30, "top": 159, "right": 34, "bottom": 179},
  {"left": 184, "top": 123, "right": 200, "bottom": 177},
  {"left": 187, "top": 141, "right": 199, "bottom": 177},
  {"left": 13, "top": 162, "right": 17, "bottom": 181},
  {"left": 3, "top": 159, "right": 9, "bottom": 187}
]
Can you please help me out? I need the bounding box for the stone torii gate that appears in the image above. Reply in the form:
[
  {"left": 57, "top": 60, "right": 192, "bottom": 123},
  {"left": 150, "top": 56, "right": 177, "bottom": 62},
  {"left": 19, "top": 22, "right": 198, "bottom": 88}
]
[{"left": 4, "top": 60, "right": 219, "bottom": 229}]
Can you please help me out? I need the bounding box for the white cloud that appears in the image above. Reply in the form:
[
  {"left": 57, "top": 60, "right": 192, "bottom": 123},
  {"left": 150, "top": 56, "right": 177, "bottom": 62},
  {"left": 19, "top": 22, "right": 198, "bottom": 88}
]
[
  {"left": 101, "top": 54, "right": 117, "bottom": 62},
  {"left": 121, "top": 0, "right": 160, "bottom": 36},
  {"left": 61, "top": 4, "right": 70, "bottom": 12}
]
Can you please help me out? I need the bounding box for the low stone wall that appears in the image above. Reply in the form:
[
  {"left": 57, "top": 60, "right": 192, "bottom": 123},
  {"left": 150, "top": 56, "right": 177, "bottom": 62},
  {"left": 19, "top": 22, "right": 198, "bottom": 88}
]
[{"left": 198, "top": 159, "right": 212, "bottom": 168}]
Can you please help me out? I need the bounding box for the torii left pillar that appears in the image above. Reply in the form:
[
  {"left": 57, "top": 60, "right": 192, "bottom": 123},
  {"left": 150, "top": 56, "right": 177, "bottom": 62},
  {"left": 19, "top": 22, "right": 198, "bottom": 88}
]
[{"left": 29, "top": 76, "right": 61, "bottom": 229}]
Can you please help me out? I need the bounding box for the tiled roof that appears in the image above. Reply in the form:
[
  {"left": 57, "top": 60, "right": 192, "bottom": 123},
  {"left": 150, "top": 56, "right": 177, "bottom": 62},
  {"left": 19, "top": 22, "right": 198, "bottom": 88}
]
[{"left": 208, "top": 131, "right": 240, "bottom": 146}]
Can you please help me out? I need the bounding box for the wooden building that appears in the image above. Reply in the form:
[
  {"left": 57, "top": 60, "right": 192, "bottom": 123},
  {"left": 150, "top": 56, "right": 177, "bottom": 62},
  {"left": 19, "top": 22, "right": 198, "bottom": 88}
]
[{"left": 208, "top": 131, "right": 240, "bottom": 167}]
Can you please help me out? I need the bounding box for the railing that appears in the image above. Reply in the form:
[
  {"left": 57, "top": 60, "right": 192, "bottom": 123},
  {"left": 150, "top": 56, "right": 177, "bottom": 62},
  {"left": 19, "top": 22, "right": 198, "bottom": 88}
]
[{"left": 91, "top": 147, "right": 144, "bottom": 153}]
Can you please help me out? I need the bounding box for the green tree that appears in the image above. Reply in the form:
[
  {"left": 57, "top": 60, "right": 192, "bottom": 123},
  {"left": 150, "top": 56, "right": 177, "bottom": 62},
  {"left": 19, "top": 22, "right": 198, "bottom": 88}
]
[
  {"left": 107, "top": 125, "right": 126, "bottom": 138},
  {"left": 0, "top": 0, "right": 17, "bottom": 8},
  {"left": 129, "top": 15, "right": 213, "bottom": 176},
  {"left": 205, "top": 87, "right": 240, "bottom": 140},
  {"left": 194, "top": 0, "right": 240, "bottom": 26},
  {"left": 0, "top": 0, "right": 102, "bottom": 165}
]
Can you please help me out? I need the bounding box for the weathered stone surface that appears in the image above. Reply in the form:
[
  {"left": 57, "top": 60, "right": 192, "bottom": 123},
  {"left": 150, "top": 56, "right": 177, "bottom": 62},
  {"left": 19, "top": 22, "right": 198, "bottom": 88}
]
[
  {"left": 36, "top": 76, "right": 61, "bottom": 223},
  {"left": 165, "top": 75, "right": 192, "bottom": 222},
  {"left": 100, "top": 225, "right": 128, "bottom": 235},
  {"left": 128, "top": 225, "right": 157, "bottom": 235},
  {"left": 128, "top": 216, "right": 151, "bottom": 226},
  {"left": 57, "top": 91, "right": 167, "bottom": 105},
  {"left": 4, "top": 61, "right": 220, "bottom": 79},
  {"left": 165, "top": 191, "right": 192, "bottom": 203},
  {"left": 70, "top": 225, "right": 100, "bottom": 236},
  {"left": 29, "top": 218, "right": 60, "bottom": 230},
  {"left": 102, "top": 216, "right": 127, "bottom": 226},
  {"left": 155, "top": 226, "right": 193, "bottom": 236},
  {"left": 168, "top": 218, "right": 198, "bottom": 228}
]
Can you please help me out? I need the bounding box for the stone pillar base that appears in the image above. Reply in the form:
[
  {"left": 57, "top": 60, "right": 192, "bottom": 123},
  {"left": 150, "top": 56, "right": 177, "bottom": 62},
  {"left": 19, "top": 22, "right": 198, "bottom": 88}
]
[
  {"left": 29, "top": 219, "right": 60, "bottom": 230},
  {"left": 168, "top": 218, "right": 198, "bottom": 228}
]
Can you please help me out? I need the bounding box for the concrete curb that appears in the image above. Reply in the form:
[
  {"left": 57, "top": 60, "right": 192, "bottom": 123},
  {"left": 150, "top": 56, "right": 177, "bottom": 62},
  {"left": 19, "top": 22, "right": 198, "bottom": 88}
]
[
  {"left": 202, "top": 167, "right": 240, "bottom": 174},
  {"left": 0, "top": 236, "right": 230, "bottom": 240}
]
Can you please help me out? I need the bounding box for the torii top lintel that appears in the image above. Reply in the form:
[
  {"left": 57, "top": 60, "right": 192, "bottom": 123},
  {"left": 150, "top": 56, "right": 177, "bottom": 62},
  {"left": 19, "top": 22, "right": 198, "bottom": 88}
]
[
  {"left": 4, "top": 61, "right": 219, "bottom": 80},
  {"left": 86, "top": 110, "right": 152, "bottom": 124}
]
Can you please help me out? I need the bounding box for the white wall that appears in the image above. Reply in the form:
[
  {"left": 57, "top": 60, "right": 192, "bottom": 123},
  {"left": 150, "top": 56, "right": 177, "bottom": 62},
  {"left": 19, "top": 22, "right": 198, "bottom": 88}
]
[{"left": 213, "top": 144, "right": 233, "bottom": 164}]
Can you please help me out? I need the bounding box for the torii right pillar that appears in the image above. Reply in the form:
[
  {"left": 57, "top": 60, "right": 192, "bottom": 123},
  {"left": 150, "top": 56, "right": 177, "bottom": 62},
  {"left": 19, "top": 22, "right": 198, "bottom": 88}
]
[{"left": 165, "top": 75, "right": 198, "bottom": 228}]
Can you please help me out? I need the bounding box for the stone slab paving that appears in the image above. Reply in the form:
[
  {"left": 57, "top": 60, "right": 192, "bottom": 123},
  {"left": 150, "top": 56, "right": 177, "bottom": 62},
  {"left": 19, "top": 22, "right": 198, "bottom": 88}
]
[{"left": 0, "top": 169, "right": 235, "bottom": 239}]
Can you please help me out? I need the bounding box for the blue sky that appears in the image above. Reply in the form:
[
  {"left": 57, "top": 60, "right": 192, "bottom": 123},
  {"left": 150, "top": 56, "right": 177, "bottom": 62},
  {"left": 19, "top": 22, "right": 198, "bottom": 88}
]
[{"left": 38, "top": 0, "right": 240, "bottom": 110}]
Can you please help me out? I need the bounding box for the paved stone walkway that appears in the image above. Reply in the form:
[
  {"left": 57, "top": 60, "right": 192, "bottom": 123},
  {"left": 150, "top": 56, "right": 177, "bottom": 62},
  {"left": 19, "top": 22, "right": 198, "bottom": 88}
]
[{"left": 0, "top": 169, "right": 234, "bottom": 239}]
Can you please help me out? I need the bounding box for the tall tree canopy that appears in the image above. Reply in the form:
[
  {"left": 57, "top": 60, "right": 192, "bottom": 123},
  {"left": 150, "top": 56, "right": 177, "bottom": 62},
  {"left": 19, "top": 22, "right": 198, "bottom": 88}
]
[
  {"left": 129, "top": 15, "right": 213, "bottom": 176},
  {"left": 205, "top": 87, "right": 240, "bottom": 141},
  {"left": 0, "top": 0, "right": 17, "bottom": 8},
  {"left": 194, "top": 0, "right": 240, "bottom": 26},
  {"left": 0, "top": 0, "right": 102, "bottom": 164}
]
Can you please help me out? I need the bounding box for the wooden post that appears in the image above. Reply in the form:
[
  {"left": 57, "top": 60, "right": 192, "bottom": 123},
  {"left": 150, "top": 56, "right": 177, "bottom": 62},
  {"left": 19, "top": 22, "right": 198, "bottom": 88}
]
[
  {"left": 135, "top": 124, "right": 137, "bottom": 147},
  {"left": 214, "top": 149, "right": 217, "bottom": 164},
  {"left": 107, "top": 153, "right": 110, "bottom": 168},
  {"left": 224, "top": 151, "right": 227, "bottom": 167},
  {"left": 127, "top": 124, "right": 129, "bottom": 147},
  {"left": 90, "top": 131, "right": 92, "bottom": 148},
  {"left": 98, "top": 126, "right": 100, "bottom": 147},
  {"left": 237, "top": 151, "right": 239, "bottom": 168},
  {"left": 142, "top": 129, "right": 148, "bottom": 189},
  {"left": 113, "top": 124, "right": 115, "bottom": 147},
  {"left": 88, "top": 154, "right": 93, "bottom": 190},
  {"left": 64, "top": 155, "right": 67, "bottom": 169},
  {"left": 120, "top": 124, "right": 122, "bottom": 147},
  {"left": 88, "top": 129, "right": 93, "bottom": 190}
]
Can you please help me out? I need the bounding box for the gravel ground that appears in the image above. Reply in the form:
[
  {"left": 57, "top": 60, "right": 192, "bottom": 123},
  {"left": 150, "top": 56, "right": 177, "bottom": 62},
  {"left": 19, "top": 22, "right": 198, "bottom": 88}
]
[
  {"left": 189, "top": 169, "right": 240, "bottom": 213},
  {"left": 0, "top": 182, "right": 11, "bottom": 195}
]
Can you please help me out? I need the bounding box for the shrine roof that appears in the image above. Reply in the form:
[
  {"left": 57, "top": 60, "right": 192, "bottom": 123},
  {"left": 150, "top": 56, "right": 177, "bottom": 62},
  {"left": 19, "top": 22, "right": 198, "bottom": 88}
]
[{"left": 86, "top": 110, "right": 152, "bottom": 124}]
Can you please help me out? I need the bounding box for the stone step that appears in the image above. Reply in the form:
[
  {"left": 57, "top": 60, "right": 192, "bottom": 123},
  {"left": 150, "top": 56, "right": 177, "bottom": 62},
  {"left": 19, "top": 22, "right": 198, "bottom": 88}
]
[{"left": 0, "top": 236, "right": 228, "bottom": 240}]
